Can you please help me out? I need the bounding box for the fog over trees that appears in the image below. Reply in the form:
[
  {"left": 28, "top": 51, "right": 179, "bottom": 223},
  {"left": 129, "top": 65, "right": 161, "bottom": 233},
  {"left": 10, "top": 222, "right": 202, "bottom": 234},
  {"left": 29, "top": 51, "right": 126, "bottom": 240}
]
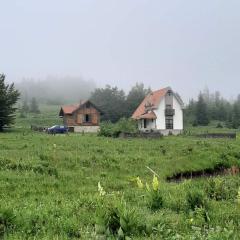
[
  {"left": 16, "top": 76, "right": 96, "bottom": 104},
  {"left": 15, "top": 75, "right": 240, "bottom": 129}
]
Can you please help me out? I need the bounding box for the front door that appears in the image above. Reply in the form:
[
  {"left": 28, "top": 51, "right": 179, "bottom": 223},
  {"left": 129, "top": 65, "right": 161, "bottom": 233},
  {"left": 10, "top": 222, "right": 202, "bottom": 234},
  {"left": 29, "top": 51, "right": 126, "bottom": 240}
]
[{"left": 144, "top": 119, "right": 147, "bottom": 128}]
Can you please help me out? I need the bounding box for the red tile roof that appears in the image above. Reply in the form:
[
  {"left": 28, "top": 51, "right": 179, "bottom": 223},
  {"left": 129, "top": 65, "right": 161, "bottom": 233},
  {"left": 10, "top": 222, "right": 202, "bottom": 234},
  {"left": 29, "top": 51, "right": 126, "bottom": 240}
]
[
  {"left": 60, "top": 100, "right": 87, "bottom": 115},
  {"left": 132, "top": 87, "right": 170, "bottom": 119},
  {"left": 61, "top": 104, "right": 79, "bottom": 114}
]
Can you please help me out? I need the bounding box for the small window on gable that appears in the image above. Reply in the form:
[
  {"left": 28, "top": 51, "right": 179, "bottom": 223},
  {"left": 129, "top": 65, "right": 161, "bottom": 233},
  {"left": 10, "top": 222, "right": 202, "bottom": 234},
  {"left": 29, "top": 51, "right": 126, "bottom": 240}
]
[{"left": 168, "top": 90, "right": 172, "bottom": 96}]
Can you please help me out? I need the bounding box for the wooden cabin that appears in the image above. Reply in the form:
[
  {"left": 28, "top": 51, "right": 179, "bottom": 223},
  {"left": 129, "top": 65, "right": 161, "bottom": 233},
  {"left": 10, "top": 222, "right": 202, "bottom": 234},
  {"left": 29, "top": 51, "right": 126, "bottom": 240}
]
[{"left": 59, "top": 100, "right": 102, "bottom": 133}]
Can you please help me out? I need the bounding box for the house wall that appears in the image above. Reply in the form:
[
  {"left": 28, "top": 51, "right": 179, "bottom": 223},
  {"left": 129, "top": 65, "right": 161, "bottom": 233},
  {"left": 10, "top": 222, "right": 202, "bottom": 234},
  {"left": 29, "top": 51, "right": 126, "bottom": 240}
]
[
  {"left": 172, "top": 95, "right": 183, "bottom": 130},
  {"left": 154, "top": 97, "right": 166, "bottom": 129},
  {"left": 153, "top": 94, "right": 183, "bottom": 131},
  {"left": 63, "top": 115, "right": 75, "bottom": 126},
  {"left": 75, "top": 106, "right": 100, "bottom": 126},
  {"left": 63, "top": 104, "right": 100, "bottom": 127}
]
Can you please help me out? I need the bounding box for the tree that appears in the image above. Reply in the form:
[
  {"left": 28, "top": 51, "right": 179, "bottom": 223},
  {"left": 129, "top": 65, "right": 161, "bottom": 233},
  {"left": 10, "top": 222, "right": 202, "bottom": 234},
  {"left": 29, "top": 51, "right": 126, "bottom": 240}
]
[
  {"left": 195, "top": 93, "right": 209, "bottom": 126},
  {"left": 0, "top": 74, "right": 20, "bottom": 131},
  {"left": 30, "top": 97, "right": 40, "bottom": 113},
  {"left": 231, "top": 96, "right": 240, "bottom": 129},
  {"left": 125, "top": 83, "right": 151, "bottom": 117},
  {"left": 90, "top": 85, "right": 126, "bottom": 122},
  {"left": 22, "top": 99, "right": 29, "bottom": 113}
]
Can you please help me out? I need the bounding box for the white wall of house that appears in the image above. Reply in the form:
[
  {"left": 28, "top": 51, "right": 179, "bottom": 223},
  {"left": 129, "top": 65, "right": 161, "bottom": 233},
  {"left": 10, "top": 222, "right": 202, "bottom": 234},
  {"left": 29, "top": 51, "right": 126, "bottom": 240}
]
[
  {"left": 172, "top": 95, "right": 183, "bottom": 130},
  {"left": 153, "top": 95, "right": 183, "bottom": 130},
  {"left": 154, "top": 97, "right": 165, "bottom": 129}
]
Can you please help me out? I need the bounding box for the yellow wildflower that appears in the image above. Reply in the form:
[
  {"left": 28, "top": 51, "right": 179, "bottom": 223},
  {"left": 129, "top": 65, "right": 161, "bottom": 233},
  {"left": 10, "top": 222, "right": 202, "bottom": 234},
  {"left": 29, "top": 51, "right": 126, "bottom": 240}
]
[
  {"left": 136, "top": 177, "right": 143, "bottom": 189},
  {"left": 98, "top": 182, "right": 106, "bottom": 196},
  {"left": 152, "top": 175, "right": 159, "bottom": 191}
]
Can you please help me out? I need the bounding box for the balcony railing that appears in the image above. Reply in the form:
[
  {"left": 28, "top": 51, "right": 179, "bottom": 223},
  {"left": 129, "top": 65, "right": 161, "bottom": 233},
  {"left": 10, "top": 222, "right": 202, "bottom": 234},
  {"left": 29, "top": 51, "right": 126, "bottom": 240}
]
[{"left": 165, "top": 108, "right": 175, "bottom": 116}]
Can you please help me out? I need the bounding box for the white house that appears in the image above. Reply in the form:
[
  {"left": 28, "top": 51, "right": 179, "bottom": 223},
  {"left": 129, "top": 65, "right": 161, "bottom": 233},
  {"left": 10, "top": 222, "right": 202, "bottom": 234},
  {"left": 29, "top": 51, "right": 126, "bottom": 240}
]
[{"left": 132, "top": 87, "right": 184, "bottom": 135}]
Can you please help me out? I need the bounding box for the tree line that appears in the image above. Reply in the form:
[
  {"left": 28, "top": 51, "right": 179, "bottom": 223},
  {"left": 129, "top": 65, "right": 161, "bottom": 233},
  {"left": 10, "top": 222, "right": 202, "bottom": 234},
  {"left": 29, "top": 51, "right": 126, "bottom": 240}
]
[
  {"left": 1, "top": 72, "right": 240, "bottom": 131},
  {"left": 184, "top": 88, "right": 240, "bottom": 129},
  {"left": 90, "top": 83, "right": 151, "bottom": 123}
]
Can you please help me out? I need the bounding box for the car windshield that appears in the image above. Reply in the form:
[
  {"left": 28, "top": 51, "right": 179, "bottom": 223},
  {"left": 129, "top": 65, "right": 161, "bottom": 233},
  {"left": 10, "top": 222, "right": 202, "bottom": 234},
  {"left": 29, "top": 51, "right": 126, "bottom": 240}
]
[{"left": 50, "top": 125, "right": 59, "bottom": 129}]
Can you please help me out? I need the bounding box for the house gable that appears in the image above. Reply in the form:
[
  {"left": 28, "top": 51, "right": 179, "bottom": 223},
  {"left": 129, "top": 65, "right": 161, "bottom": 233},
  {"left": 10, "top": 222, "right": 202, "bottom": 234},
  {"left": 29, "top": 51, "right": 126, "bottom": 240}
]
[
  {"left": 132, "top": 87, "right": 184, "bottom": 134},
  {"left": 59, "top": 100, "right": 102, "bottom": 127},
  {"left": 132, "top": 88, "right": 169, "bottom": 119}
]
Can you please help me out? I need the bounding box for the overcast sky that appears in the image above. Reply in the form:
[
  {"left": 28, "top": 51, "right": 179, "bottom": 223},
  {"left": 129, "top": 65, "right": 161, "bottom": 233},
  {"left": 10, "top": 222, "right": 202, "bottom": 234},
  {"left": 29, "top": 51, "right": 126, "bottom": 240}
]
[{"left": 1, "top": 0, "right": 240, "bottom": 101}]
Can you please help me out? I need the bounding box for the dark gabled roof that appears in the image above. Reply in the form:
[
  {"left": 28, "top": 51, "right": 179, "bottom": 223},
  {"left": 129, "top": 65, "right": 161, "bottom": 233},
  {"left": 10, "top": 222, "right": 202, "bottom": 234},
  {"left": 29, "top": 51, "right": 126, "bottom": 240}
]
[{"left": 59, "top": 100, "right": 103, "bottom": 116}]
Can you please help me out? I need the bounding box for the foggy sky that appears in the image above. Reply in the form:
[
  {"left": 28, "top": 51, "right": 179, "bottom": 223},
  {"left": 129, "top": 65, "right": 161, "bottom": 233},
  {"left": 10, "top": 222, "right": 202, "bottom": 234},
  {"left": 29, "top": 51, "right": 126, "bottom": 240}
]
[{"left": 1, "top": 0, "right": 240, "bottom": 102}]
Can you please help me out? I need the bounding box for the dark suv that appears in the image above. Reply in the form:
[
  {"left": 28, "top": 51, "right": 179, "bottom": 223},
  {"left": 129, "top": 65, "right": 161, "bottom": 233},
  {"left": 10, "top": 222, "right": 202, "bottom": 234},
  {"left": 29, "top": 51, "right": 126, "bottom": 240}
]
[{"left": 47, "top": 125, "right": 68, "bottom": 134}]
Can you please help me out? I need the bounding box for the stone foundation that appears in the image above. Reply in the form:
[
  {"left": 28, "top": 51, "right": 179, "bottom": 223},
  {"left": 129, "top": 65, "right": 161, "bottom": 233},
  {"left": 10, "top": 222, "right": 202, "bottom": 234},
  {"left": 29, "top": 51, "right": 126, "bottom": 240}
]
[
  {"left": 140, "top": 129, "right": 182, "bottom": 136},
  {"left": 73, "top": 126, "right": 100, "bottom": 133},
  {"left": 158, "top": 129, "right": 182, "bottom": 136}
]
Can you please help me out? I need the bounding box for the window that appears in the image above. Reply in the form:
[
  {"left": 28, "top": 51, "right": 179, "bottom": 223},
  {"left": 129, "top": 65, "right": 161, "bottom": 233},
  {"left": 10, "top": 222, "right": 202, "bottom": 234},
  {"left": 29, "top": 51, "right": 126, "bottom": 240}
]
[
  {"left": 166, "top": 118, "right": 173, "bottom": 129},
  {"left": 84, "top": 114, "right": 91, "bottom": 123},
  {"left": 144, "top": 119, "right": 147, "bottom": 128}
]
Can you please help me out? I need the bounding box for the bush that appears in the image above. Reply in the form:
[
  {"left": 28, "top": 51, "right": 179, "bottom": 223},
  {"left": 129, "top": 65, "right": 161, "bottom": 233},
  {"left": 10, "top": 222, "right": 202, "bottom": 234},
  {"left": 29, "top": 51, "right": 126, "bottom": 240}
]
[
  {"left": 216, "top": 122, "right": 223, "bottom": 128},
  {"left": 136, "top": 175, "right": 164, "bottom": 211},
  {"left": 99, "top": 118, "right": 138, "bottom": 137},
  {"left": 95, "top": 200, "right": 142, "bottom": 239},
  {"left": 186, "top": 189, "right": 207, "bottom": 211},
  {"left": 205, "top": 177, "right": 239, "bottom": 201},
  {"left": 147, "top": 190, "right": 163, "bottom": 211},
  {"left": 0, "top": 208, "right": 16, "bottom": 236}
]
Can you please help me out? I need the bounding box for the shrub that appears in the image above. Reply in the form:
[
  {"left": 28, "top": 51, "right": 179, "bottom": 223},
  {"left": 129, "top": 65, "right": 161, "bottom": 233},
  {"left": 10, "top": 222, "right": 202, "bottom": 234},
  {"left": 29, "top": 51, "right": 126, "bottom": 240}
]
[
  {"left": 95, "top": 182, "right": 144, "bottom": 238},
  {"left": 0, "top": 208, "right": 16, "bottom": 236},
  {"left": 186, "top": 189, "right": 207, "bottom": 211},
  {"left": 216, "top": 122, "right": 223, "bottom": 128},
  {"left": 206, "top": 177, "right": 239, "bottom": 201},
  {"left": 99, "top": 118, "right": 138, "bottom": 137},
  {"left": 147, "top": 189, "right": 163, "bottom": 211},
  {"left": 205, "top": 178, "right": 227, "bottom": 201},
  {"left": 136, "top": 175, "right": 163, "bottom": 211}
]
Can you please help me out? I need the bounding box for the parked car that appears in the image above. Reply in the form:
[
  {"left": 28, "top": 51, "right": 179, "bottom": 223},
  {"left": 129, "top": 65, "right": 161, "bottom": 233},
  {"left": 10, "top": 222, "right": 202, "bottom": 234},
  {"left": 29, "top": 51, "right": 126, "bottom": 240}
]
[{"left": 47, "top": 125, "right": 68, "bottom": 134}]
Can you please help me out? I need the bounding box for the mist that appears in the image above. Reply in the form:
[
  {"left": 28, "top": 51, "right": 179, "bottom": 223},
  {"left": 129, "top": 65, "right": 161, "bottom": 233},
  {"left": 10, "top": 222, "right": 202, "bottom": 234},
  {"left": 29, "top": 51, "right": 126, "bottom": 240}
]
[
  {"left": 17, "top": 76, "right": 96, "bottom": 104},
  {"left": 1, "top": 0, "right": 240, "bottom": 102}
]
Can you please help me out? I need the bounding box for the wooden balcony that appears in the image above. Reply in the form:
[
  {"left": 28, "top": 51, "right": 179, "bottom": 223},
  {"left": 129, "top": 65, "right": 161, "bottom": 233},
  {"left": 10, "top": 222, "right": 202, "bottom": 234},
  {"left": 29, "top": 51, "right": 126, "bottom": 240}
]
[{"left": 165, "top": 108, "right": 175, "bottom": 116}]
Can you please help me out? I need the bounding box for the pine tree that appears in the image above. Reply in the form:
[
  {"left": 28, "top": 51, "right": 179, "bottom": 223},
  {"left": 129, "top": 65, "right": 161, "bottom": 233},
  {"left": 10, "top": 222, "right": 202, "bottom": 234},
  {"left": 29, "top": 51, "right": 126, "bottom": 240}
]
[
  {"left": 195, "top": 93, "right": 209, "bottom": 126},
  {"left": 126, "top": 83, "right": 151, "bottom": 117},
  {"left": 22, "top": 99, "right": 29, "bottom": 113},
  {"left": 231, "top": 99, "right": 240, "bottom": 129},
  {"left": 30, "top": 97, "right": 40, "bottom": 113},
  {"left": 0, "top": 74, "right": 20, "bottom": 131}
]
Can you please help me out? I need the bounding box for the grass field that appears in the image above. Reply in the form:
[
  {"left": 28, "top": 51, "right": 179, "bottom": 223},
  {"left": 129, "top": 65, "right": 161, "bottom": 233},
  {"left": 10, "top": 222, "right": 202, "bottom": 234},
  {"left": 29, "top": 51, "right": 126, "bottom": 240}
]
[{"left": 0, "top": 106, "right": 240, "bottom": 239}]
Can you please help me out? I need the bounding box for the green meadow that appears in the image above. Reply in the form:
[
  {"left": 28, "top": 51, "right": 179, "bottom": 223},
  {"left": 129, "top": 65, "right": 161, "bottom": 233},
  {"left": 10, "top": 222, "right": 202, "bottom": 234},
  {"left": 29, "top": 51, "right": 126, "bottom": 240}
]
[{"left": 0, "top": 108, "right": 240, "bottom": 239}]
